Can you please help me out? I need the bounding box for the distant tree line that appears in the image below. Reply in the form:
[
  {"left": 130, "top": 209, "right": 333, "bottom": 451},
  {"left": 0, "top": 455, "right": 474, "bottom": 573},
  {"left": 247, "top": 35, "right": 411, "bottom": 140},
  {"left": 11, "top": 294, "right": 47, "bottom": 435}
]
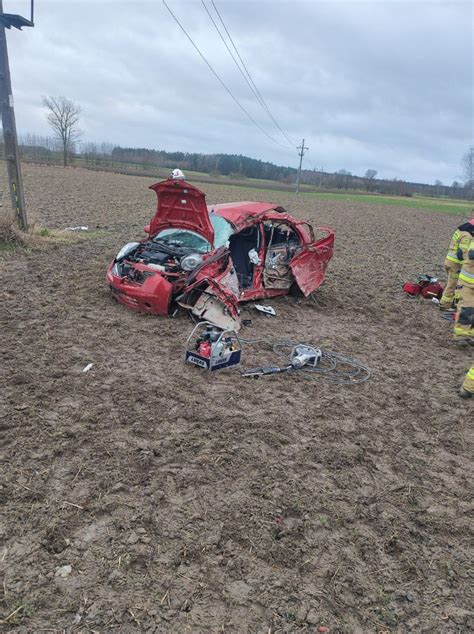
[
  {"left": 9, "top": 134, "right": 474, "bottom": 201},
  {"left": 109, "top": 146, "right": 297, "bottom": 181},
  {"left": 295, "top": 168, "right": 471, "bottom": 199}
]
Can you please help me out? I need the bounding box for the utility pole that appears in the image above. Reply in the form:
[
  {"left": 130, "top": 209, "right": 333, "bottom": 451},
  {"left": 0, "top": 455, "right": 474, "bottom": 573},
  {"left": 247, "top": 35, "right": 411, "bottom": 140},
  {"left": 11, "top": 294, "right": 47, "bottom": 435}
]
[
  {"left": 0, "top": 0, "right": 34, "bottom": 231},
  {"left": 295, "top": 138, "right": 309, "bottom": 194}
]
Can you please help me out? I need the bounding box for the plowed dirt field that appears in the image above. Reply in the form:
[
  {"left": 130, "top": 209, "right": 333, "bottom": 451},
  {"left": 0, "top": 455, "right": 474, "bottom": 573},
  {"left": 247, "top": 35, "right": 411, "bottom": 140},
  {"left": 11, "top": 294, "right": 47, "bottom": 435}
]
[{"left": 1, "top": 164, "right": 473, "bottom": 633}]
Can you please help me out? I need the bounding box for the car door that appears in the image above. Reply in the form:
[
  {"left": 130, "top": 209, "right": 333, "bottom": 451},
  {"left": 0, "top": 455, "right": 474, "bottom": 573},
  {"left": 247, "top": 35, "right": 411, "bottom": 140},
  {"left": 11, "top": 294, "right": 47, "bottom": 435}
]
[{"left": 289, "top": 226, "right": 335, "bottom": 296}]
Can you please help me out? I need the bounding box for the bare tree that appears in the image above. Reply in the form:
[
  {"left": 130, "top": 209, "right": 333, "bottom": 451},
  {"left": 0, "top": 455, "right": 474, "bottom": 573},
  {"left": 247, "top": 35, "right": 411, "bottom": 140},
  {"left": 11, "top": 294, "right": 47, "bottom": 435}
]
[
  {"left": 42, "top": 96, "right": 82, "bottom": 167},
  {"left": 336, "top": 169, "right": 352, "bottom": 190},
  {"left": 81, "top": 141, "right": 98, "bottom": 165},
  {"left": 434, "top": 179, "right": 444, "bottom": 196},
  {"left": 462, "top": 146, "right": 474, "bottom": 190},
  {"left": 364, "top": 169, "right": 377, "bottom": 191}
]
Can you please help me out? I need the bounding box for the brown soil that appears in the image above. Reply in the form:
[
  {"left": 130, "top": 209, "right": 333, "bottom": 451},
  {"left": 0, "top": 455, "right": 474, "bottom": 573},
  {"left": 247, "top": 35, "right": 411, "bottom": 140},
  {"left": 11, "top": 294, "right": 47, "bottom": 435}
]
[{"left": 1, "top": 164, "right": 473, "bottom": 633}]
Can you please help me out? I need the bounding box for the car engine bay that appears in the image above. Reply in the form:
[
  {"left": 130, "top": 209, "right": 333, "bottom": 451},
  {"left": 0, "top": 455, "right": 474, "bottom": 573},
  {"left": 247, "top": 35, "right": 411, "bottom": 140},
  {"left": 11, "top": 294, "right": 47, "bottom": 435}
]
[{"left": 114, "top": 238, "right": 205, "bottom": 280}]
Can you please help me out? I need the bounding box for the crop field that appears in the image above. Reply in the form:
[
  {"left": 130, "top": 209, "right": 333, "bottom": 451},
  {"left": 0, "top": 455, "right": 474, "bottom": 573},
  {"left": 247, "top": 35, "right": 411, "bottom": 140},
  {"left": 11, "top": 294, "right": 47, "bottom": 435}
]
[
  {"left": 1, "top": 164, "right": 473, "bottom": 632},
  {"left": 70, "top": 161, "right": 474, "bottom": 213},
  {"left": 299, "top": 192, "right": 471, "bottom": 216}
]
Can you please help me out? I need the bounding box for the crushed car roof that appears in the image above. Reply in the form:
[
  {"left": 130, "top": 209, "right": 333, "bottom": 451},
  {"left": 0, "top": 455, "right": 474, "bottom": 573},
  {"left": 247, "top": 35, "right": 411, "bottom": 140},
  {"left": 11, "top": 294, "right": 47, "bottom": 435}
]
[{"left": 210, "top": 202, "right": 286, "bottom": 227}]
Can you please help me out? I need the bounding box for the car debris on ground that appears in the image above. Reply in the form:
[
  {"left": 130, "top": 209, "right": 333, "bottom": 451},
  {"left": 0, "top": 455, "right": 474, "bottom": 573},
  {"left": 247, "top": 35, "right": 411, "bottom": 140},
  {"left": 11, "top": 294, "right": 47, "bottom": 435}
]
[{"left": 254, "top": 304, "right": 276, "bottom": 316}]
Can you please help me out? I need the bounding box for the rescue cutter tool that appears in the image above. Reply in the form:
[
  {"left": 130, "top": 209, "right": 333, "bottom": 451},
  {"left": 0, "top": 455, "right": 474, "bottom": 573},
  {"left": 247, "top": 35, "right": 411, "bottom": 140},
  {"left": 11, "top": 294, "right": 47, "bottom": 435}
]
[{"left": 241, "top": 345, "right": 322, "bottom": 377}]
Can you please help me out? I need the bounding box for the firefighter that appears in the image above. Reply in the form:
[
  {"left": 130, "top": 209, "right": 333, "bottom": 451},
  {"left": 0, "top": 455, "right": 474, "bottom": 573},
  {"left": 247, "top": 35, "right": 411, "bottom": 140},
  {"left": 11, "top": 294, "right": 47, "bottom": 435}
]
[
  {"left": 460, "top": 365, "right": 474, "bottom": 398},
  {"left": 453, "top": 225, "right": 474, "bottom": 344},
  {"left": 440, "top": 219, "right": 474, "bottom": 310}
]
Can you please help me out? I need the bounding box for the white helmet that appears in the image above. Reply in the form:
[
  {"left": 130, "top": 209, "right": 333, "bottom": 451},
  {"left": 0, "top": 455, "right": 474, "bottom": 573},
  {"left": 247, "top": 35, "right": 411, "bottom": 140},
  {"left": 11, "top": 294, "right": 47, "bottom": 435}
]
[{"left": 170, "top": 168, "right": 185, "bottom": 180}]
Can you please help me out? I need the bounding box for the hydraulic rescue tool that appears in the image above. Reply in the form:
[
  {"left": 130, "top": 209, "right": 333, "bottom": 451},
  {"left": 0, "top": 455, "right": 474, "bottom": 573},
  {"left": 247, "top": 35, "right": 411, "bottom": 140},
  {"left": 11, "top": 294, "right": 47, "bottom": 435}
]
[
  {"left": 183, "top": 325, "right": 370, "bottom": 384},
  {"left": 184, "top": 321, "right": 242, "bottom": 371},
  {"left": 242, "top": 344, "right": 321, "bottom": 377}
]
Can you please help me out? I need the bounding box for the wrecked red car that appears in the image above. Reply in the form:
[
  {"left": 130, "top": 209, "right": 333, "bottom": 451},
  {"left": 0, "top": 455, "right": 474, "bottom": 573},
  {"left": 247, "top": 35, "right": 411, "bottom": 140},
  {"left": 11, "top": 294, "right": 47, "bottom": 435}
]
[{"left": 106, "top": 177, "right": 334, "bottom": 329}]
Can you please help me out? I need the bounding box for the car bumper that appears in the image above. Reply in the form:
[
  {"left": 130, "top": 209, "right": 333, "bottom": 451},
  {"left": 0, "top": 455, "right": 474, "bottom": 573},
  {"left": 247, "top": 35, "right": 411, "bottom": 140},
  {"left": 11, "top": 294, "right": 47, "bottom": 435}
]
[{"left": 106, "top": 266, "right": 173, "bottom": 315}]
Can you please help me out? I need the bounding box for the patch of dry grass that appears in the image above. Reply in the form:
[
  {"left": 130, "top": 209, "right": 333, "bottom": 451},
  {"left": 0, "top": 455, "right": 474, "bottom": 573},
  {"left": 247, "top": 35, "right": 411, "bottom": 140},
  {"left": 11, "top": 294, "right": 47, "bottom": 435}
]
[
  {"left": 0, "top": 213, "right": 27, "bottom": 248},
  {"left": 0, "top": 211, "right": 108, "bottom": 256}
]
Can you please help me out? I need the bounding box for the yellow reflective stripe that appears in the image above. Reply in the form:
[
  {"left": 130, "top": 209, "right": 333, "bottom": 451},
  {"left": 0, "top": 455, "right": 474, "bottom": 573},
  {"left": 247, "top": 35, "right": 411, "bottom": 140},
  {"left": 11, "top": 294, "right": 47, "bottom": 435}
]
[
  {"left": 449, "top": 230, "right": 461, "bottom": 249},
  {"left": 453, "top": 323, "right": 473, "bottom": 334},
  {"left": 468, "top": 367, "right": 474, "bottom": 379},
  {"left": 459, "top": 270, "right": 474, "bottom": 284},
  {"left": 446, "top": 254, "right": 463, "bottom": 264}
]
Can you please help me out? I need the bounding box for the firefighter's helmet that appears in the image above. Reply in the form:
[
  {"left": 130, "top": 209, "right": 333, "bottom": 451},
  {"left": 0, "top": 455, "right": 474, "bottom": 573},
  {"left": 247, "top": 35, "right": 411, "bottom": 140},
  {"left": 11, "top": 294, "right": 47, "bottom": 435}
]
[{"left": 170, "top": 168, "right": 185, "bottom": 180}]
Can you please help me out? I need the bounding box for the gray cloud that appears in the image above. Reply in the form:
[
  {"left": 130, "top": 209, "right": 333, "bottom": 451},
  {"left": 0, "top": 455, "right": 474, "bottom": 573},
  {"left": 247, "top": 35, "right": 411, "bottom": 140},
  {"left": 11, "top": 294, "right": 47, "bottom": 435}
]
[{"left": 5, "top": 0, "right": 473, "bottom": 183}]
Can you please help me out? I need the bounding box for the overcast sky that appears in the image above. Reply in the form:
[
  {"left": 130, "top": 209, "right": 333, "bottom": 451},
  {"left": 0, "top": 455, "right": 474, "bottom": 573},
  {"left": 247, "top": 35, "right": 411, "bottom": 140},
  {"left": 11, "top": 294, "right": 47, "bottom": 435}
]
[{"left": 4, "top": 0, "right": 473, "bottom": 183}]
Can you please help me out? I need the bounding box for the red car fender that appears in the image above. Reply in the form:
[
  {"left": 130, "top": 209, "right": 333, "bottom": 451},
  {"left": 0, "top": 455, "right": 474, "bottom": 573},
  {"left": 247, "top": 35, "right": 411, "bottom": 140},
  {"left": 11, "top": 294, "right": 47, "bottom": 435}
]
[
  {"left": 204, "top": 278, "right": 240, "bottom": 318},
  {"left": 197, "top": 254, "right": 240, "bottom": 310},
  {"left": 177, "top": 275, "right": 240, "bottom": 330},
  {"left": 185, "top": 247, "right": 229, "bottom": 285},
  {"left": 178, "top": 254, "right": 240, "bottom": 320},
  {"left": 140, "top": 273, "right": 174, "bottom": 313}
]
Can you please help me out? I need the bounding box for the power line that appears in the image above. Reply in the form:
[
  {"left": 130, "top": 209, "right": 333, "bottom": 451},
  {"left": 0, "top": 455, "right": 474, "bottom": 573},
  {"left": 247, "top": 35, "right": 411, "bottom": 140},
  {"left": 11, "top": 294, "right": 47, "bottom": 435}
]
[
  {"left": 301, "top": 148, "right": 325, "bottom": 188},
  {"left": 162, "top": 0, "right": 290, "bottom": 150},
  {"left": 210, "top": 0, "right": 296, "bottom": 148},
  {"left": 201, "top": 0, "right": 291, "bottom": 146},
  {"left": 202, "top": 0, "right": 294, "bottom": 149},
  {"left": 304, "top": 148, "right": 319, "bottom": 172}
]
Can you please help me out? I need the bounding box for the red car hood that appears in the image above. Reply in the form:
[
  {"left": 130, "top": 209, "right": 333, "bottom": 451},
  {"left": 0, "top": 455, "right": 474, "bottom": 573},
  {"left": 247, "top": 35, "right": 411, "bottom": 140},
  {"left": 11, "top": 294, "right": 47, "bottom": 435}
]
[{"left": 148, "top": 179, "right": 215, "bottom": 244}]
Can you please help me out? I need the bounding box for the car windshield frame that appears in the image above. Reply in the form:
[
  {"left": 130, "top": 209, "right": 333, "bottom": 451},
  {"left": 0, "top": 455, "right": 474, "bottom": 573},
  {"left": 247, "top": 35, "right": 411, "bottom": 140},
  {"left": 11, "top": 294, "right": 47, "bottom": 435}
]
[{"left": 210, "top": 213, "right": 234, "bottom": 249}]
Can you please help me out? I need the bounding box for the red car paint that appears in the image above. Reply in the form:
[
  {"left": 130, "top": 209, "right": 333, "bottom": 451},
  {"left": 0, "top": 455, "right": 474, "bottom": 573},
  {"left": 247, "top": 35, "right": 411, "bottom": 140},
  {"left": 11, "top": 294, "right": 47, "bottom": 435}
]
[
  {"left": 109, "top": 263, "right": 174, "bottom": 314},
  {"left": 212, "top": 201, "right": 287, "bottom": 228},
  {"left": 289, "top": 228, "right": 335, "bottom": 296},
  {"left": 106, "top": 178, "right": 335, "bottom": 326},
  {"left": 148, "top": 179, "right": 214, "bottom": 243}
]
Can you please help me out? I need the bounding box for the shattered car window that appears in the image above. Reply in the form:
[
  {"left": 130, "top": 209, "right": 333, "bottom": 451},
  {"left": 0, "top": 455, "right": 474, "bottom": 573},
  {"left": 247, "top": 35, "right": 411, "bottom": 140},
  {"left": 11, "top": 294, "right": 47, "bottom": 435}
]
[
  {"left": 210, "top": 214, "right": 234, "bottom": 248},
  {"left": 154, "top": 229, "right": 211, "bottom": 253},
  {"left": 153, "top": 216, "right": 233, "bottom": 253}
]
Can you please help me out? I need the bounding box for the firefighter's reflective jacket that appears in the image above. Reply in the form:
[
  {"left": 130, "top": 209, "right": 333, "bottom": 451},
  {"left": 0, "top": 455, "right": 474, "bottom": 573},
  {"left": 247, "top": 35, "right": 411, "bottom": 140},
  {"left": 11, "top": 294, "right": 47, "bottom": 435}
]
[
  {"left": 458, "top": 235, "right": 474, "bottom": 287},
  {"left": 446, "top": 221, "right": 474, "bottom": 269},
  {"left": 462, "top": 365, "right": 474, "bottom": 394}
]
